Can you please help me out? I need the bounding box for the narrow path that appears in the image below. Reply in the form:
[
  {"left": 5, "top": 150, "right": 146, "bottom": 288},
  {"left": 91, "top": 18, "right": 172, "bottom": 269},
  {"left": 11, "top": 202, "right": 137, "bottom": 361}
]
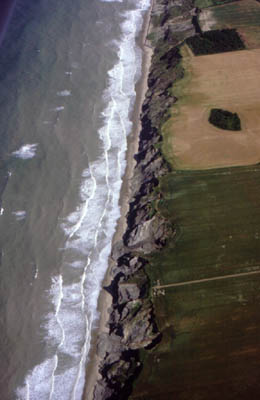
[{"left": 153, "top": 269, "right": 260, "bottom": 290}]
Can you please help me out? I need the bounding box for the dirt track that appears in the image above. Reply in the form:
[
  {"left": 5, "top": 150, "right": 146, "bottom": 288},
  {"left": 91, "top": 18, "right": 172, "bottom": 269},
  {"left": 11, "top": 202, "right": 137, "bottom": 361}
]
[{"left": 153, "top": 269, "right": 260, "bottom": 289}]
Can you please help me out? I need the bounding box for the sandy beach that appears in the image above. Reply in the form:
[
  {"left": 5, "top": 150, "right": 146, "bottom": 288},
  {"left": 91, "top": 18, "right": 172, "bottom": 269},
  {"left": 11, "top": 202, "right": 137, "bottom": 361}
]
[{"left": 83, "top": 2, "right": 154, "bottom": 399}]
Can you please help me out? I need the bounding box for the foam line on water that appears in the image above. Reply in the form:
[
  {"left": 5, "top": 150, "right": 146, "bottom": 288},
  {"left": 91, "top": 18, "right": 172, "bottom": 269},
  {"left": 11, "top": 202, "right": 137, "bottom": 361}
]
[
  {"left": 26, "top": 381, "right": 29, "bottom": 400},
  {"left": 69, "top": 2, "right": 151, "bottom": 397},
  {"left": 71, "top": 314, "right": 91, "bottom": 400},
  {"left": 49, "top": 356, "right": 58, "bottom": 400},
  {"left": 69, "top": 148, "right": 112, "bottom": 398},
  {"left": 11, "top": 144, "right": 38, "bottom": 160},
  {"left": 12, "top": 210, "right": 26, "bottom": 221},
  {"left": 52, "top": 106, "right": 65, "bottom": 112},
  {"left": 67, "top": 163, "right": 97, "bottom": 241},
  {"left": 57, "top": 90, "right": 71, "bottom": 97}
]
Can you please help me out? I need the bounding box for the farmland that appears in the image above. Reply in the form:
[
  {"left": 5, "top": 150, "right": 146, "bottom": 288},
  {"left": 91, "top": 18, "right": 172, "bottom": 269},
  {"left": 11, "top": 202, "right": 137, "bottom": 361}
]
[
  {"left": 163, "top": 45, "right": 260, "bottom": 170},
  {"left": 129, "top": 1, "right": 260, "bottom": 399},
  {"left": 130, "top": 165, "right": 260, "bottom": 400}
]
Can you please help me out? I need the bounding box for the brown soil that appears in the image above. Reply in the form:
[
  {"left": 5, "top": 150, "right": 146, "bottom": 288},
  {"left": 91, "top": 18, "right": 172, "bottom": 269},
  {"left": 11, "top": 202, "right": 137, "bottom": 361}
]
[{"left": 169, "top": 46, "right": 260, "bottom": 170}]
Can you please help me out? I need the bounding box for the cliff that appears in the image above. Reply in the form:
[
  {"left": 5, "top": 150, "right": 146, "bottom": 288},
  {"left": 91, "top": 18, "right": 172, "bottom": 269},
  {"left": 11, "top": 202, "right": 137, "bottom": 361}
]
[{"left": 93, "top": 1, "right": 197, "bottom": 399}]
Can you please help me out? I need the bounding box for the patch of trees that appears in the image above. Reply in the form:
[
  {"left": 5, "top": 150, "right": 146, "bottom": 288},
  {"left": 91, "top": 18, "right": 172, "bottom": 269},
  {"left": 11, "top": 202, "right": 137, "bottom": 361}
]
[
  {"left": 209, "top": 108, "right": 241, "bottom": 131},
  {"left": 186, "top": 29, "right": 245, "bottom": 55}
]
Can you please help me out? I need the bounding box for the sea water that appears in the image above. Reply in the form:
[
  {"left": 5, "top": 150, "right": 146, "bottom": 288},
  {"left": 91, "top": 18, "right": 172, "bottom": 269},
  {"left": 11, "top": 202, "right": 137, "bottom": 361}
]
[{"left": 0, "top": 0, "right": 150, "bottom": 398}]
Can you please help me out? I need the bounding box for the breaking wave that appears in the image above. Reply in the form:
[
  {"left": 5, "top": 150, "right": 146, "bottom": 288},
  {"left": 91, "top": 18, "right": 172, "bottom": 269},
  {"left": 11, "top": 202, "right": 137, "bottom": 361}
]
[{"left": 17, "top": 0, "right": 150, "bottom": 398}]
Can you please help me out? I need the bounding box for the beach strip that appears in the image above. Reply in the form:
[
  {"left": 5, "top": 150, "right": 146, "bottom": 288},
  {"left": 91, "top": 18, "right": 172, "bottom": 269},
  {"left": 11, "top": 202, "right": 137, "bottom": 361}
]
[{"left": 83, "top": 2, "right": 154, "bottom": 399}]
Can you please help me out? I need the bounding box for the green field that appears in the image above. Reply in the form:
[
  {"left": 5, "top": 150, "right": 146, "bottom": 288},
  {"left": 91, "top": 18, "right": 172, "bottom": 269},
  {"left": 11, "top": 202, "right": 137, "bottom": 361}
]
[
  {"left": 195, "top": 0, "right": 237, "bottom": 9},
  {"left": 130, "top": 164, "right": 260, "bottom": 399},
  {"left": 199, "top": 0, "right": 260, "bottom": 49}
]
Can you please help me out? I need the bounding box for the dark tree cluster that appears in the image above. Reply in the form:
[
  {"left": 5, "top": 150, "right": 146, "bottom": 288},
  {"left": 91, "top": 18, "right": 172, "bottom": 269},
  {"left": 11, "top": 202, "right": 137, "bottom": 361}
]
[
  {"left": 186, "top": 29, "right": 245, "bottom": 55},
  {"left": 209, "top": 108, "right": 241, "bottom": 131}
]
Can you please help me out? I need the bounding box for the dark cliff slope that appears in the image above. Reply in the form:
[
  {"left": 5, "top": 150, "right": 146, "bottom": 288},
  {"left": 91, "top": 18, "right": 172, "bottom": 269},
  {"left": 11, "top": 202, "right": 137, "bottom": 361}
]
[{"left": 93, "top": 0, "right": 196, "bottom": 399}]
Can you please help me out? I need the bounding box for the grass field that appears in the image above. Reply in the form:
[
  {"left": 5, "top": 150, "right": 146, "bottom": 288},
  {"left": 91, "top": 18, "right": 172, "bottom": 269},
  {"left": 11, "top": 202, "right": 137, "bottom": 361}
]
[
  {"left": 163, "top": 45, "right": 260, "bottom": 170},
  {"left": 195, "top": 0, "right": 238, "bottom": 9},
  {"left": 130, "top": 165, "right": 260, "bottom": 400},
  {"left": 199, "top": 0, "right": 260, "bottom": 49}
]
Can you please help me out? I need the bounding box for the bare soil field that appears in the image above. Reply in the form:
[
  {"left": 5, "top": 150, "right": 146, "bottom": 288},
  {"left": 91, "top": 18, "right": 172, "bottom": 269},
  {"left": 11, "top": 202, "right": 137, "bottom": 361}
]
[
  {"left": 167, "top": 46, "right": 260, "bottom": 170},
  {"left": 199, "top": 0, "right": 260, "bottom": 49}
]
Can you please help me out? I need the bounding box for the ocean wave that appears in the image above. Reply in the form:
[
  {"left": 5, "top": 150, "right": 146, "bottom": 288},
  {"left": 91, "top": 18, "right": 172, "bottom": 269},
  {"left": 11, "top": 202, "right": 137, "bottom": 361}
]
[
  {"left": 57, "top": 1, "right": 151, "bottom": 398},
  {"left": 12, "top": 210, "right": 26, "bottom": 220},
  {"left": 57, "top": 90, "right": 71, "bottom": 97},
  {"left": 12, "top": 144, "right": 38, "bottom": 160},
  {"left": 17, "top": 0, "right": 151, "bottom": 398},
  {"left": 52, "top": 106, "right": 65, "bottom": 112}
]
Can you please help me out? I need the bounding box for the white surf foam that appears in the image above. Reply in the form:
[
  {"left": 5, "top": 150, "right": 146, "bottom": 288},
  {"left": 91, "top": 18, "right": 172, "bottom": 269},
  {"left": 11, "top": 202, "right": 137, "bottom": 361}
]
[
  {"left": 34, "top": 265, "right": 39, "bottom": 280},
  {"left": 12, "top": 144, "right": 38, "bottom": 160},
  {"left": 12, "top": 210, "right": 26, "bottom": 220},
  {"left": 52, "top": 106, "right": 65, "bottom": 112},
  {"left": 57, "top": 90, "right": 71, "bottom": 97},
  {"left": 16, "top": 357, "right": 58, "bottom": 400},
  {"left": 17, "top": 0, "right": 151, "bottom": 398}
]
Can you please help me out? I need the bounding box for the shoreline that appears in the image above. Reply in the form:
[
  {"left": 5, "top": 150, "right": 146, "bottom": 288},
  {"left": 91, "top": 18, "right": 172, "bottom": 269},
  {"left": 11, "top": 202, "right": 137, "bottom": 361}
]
[{"left": 83, "top": 3, "right": 154, "bottom": 399}]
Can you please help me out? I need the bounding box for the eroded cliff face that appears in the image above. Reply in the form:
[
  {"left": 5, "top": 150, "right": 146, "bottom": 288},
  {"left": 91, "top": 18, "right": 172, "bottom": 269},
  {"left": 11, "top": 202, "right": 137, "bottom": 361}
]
[{"left": 93, "top": 1, "right": 196, "bottom": 399}]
